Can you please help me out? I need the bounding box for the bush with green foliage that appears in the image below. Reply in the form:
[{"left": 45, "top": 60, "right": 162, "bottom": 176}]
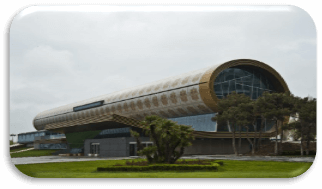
[
  {"left": 122, "top": 159, "right": 223, "bottom": 166},
  {"left": 97, "top": 163, "right": 219, "bottom": 172},
  {"left": 131, "top": 115, "right": 194, "bottom": 164}
]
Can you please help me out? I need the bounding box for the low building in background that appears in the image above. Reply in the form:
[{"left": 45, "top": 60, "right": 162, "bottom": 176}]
[{"left": 18, "top": 130, "right": 67, "bottom": 149}]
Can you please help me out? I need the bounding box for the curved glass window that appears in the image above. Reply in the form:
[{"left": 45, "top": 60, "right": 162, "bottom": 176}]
[
  {"left": 214, "top": 67, "right": 275, "bottom": 100},
  {"left": 216, "top": 117, "right": 276, "bottom": 132}
]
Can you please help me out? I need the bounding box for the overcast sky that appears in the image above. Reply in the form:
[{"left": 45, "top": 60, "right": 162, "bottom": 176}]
[{"left": 9, "top": 6, "right": 316, "bottom": 137}]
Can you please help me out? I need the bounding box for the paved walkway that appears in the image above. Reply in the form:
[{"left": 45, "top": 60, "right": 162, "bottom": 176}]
[
  {"left": 10, "top": 144, "right": 24, "bottom": 148},
  {"left": 181, "top": 155, "right": 315, "bottom": 163},
  {"left": 10, "top": 143, "right": 26, "bottom": 150},
  {"left": 10, "top": 148, "right": 34, "bottom": 154},
  {"left": 11, "top": 155, "right": 314, "bottom": 165},
  {"left": 11, "top": 156, "right": 135, "bottom": 165}
]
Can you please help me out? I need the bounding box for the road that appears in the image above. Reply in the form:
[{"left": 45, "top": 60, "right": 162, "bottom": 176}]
[{"left": 11, "top": 155, "right": 315, "bottom": 165}]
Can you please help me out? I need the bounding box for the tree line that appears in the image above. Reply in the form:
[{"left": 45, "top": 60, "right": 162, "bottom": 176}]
[
  {"left": 213, "top": 91, "right": 316, "bottom": 156},
  {"left": 130, "top": 92, "right": 316, "bottom": 163}
]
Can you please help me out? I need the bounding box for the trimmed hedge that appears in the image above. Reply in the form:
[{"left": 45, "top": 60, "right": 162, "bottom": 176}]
[
  {"left": 215, "top": 161, "right": 224, "bottom": 166},
  {"left": 97, "top": 163, "right": 220, "bottom": 172},
  {"left": 124, "top": 159, "right": 221, "bottom": 166}
]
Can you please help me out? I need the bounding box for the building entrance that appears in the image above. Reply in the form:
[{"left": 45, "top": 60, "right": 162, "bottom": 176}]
[
  {"left": 90, "top": 143, "right": 100, "bottom": 155},
  {"left": 129, "top": 142, "right": 153, "bottom": 156},
  {"left": 129, "top": 143, "right": 136, "bottom": 156}
]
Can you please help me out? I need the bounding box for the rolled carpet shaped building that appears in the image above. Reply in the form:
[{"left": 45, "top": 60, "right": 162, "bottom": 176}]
[{"left": 31, "top": 59, "right": 289, "bottom": 156}]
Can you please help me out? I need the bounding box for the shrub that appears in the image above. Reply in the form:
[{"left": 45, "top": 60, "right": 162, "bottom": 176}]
[
  {"left": 215, "top": 161, "right": 224, "bottom": 166},
  {"left": 125, "top": 160, "right": 149, "bottom": 166},
  {"left": 97, "top": 164, "right": 219, "bottom": 172},
  {"left": 123, "top": 159, "right": 221, "bottom": 166},
  {"left": 131, "top": 115, "right": 195, "bottom": 164}
]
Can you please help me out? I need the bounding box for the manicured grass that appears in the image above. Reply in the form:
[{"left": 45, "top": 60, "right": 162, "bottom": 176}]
[
  {"left": 10, "top": 150, "right": 59, "bottom": 158},
  {"left": 10, "top": 147, "right": 31, "bottom": 153},
  {"left": 14, "top": 159, "right": 312, "bottom": 178}
]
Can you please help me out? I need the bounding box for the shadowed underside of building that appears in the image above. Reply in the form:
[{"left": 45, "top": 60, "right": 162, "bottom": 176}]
[{"left": 32, "top": 59, "right": 289, "bottom": 156}]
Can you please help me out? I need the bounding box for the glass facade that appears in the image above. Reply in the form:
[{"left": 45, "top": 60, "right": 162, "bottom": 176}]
[
  {"left": 214, "top": 66, "right": 275, "bottom": 99},
  {"left": 216, "top": 117, "right": 276, "bottom": 132},
  {"left": 99, "top": 127, "right": 131, "bottom": 135},
  {"left": 73, "top": 100, "right": 104, "bottom": 112},
  {"left": 18, "top": 131, "right": 46, "bottom": 143},
  {"left": 39, "top": 143, "right": 67, "bottom": 149},
  {"left": 94, "top": 127, "right": 148, "bottom": 140},
  {"left": 170, "top": 113, "right": 217, "bottom": 132},
  {"left": 18, "top": 131, "right": 65, "bottom": 143},
  {"left": 70, "top": 148, "right": 83, "bottom": 154}
]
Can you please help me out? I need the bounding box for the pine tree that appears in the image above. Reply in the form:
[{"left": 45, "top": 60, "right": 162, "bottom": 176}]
[{"left": 213, "top": 92, "right": 252, "bottom": 155}]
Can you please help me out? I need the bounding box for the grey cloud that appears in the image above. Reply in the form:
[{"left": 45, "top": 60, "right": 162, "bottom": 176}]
[{"left": 9, "top": 6, "right": 316, "bottom": 136}]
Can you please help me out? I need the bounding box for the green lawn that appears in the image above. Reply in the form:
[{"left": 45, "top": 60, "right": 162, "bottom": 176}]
[
  {"left": 15, "top": 159, "right": 312, "bottom": 178},
  {"left": 10, "top": 149, "right": 59, "bottom": 158},
  {"left": 10, "top": 147, "right": 32, "bottom": 153}
]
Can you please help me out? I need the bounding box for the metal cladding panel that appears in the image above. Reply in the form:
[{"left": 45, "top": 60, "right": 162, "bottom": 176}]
[
  {"left": 177, "top": 103, "right": 198, "bottom": 117},
  {"left": 174, "top": 106, "right": 190, "bottom": 117},
  {"left": 150, "top": 94, "right": 160, "bottom": 109},
  {"left": 117, "top": 91, "right": 125, "bottom": 100},
  {"left": 103, "top": 95, "right": 111, "bottom": 104},
  {"left": 137, "top": 86, "right": 147, "bottom": 96},
  {"left": 169, "top": 76, "right": 181, "bottom": 89},
  {"left": 161, "top": 105, "right": 181, "bottom": 118},
  {"left": 142, "top": 95, "right": 152, "bottom": 110},
  {"left": 183, "top": 104, "right": 204, "bottom": 116},
  {"left": 112, "top": 94, "right": 121, "bottom": 103},
  {"left": 167, "top": 90, "right": 180, "bottom": 107},
  {"left": 180, "top": 73, "right": 193, "bottom": 86},
  {"left": 120, "top": 89, "right": 132, "bottom": 101},
  {"left": 153, "top": 92, "right": 166, "bottom": 108},
  {"left": 121, "top": 101, "right": 130, "bottom": 114},
  {"left": 156, "top": 107, "right": 172, "bottom": 118},
  {"left": 161, "top": 78, "right": 173, "bottom": 91},
  {"left": 139, "top": 85, "right": 153, "bottom": 96},
  {"left": 130, "top": 88, "right": 139, "bottom": 98},
  {"left": 164, "top": 106, "right": 182, "bottom": 118},
  {"left": 177, "top": 87, "right": 189, "bottom": 105},
  {"left": 139, "top": 110, "right": 153, "bottom": 119},
  {"left": 109, "top": 104, "right": 117, "bottom": 114},
  {"left": 128, "top": 99, "right": 137, "bottom": 113},
  {"left": 46, "top": 117, "right": 51, "bottom": 125},
  {"left": 109, "top": 93, "right": 118, "bottom": 103},
  {"left": 186, "top": 85, "right": 202, "bottom": 103},
  {"left": 31, "top": 70, "right": 183, "bottom": 128},
  {"left": 175, "top": 71, "right": 190, "bottom": 87},
  {"left": 146, "top": 108, "right": 162, "bottom": 117},
  {"left": 152, "top": 82, "right": 163, "bottom": 94},
  {"left": 115, "top": 103, "right": 123, "bottom": 115},
  {"left": 33, "top": 59, "right": 289, "bottom": 131},
  {"left": 98, "top": 106, "right": 106, "bottom": 116},
  {"left": 64, "top": 113, "right": 70, "bottom": 121},
  {"left": 134, "top": 97, "right": 145, "bottom": 112}
]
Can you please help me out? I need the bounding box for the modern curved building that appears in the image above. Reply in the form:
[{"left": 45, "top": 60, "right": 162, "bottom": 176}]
[{"left": 32, "top": 59, "right": 289, "bottom": 156}]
